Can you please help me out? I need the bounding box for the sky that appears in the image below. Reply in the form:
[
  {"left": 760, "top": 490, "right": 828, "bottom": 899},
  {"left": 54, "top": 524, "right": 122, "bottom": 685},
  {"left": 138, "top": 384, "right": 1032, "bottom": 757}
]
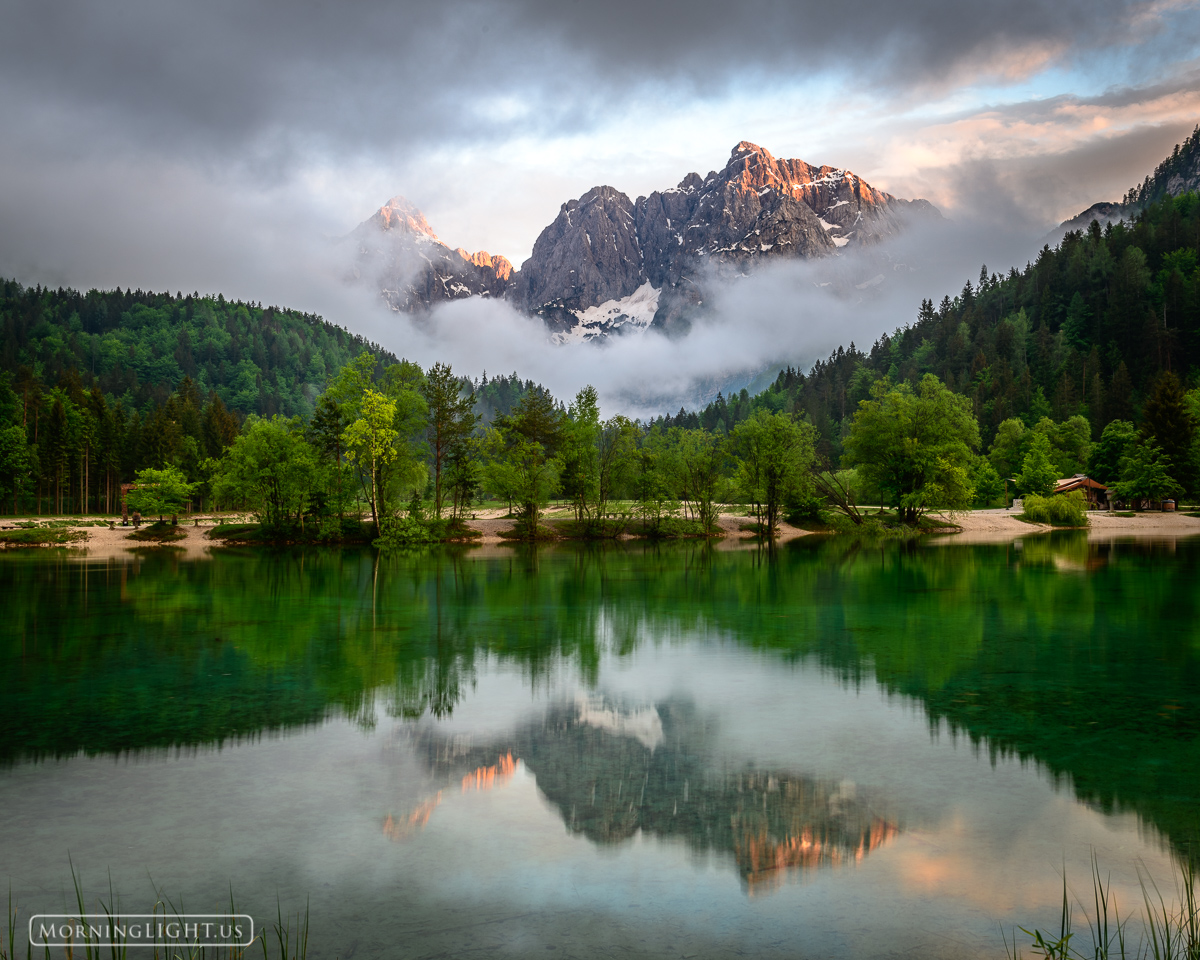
[{"left": 3, "top": 0, "right": 1200, "bottom": 411}]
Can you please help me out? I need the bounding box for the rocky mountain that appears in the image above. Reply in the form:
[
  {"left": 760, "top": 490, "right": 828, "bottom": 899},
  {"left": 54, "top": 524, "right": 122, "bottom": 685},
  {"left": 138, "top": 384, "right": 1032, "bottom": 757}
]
[
  {"left": 345, "top": 196, "right": 512, "bottom": 313},
  {"left": 1126, "top": 125, "right": 1200, "bottom": 207},
  {"left": 512, "top": 141, "right": 937, "bottom": 336},
  {"left": 351, "top": 142, "right": 937, "bottom": 337},
  {"left": 401, "top": 696, "right": 902, "bottom": 892},
  {"left": 1054, "top": 124, "right": 1200, "bottom": 237}
]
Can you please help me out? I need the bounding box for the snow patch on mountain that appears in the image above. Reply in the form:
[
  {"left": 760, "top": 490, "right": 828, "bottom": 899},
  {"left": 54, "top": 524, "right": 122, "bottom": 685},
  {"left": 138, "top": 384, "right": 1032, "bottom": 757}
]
[{"left": 552, "top": 282, "right": 660, "bottom": 344}]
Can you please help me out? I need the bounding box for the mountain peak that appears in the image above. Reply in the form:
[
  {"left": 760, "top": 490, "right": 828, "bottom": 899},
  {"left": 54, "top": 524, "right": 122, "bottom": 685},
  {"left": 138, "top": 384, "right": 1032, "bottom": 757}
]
[
  {"left": 456, "top": 248, "right": 515, "bottom": 282},
  {"left": 354, "top": 141, "right": 937, "bottom": 326},
  {"left": 730, "top": 141, "right": 772, "bottom": 162},
  {"left": 372, "top": 196, "right": 439, "bottom": 239}
]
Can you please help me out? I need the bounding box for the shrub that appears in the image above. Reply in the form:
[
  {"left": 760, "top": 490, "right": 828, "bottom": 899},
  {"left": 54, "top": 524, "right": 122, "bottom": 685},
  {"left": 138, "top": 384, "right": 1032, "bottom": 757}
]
[
  {"left": 375, "top": 516, "right": 440, "bottom": 546},
  {"left": 126, "top": 522, "right": 187, "bottom": 542},
  {"left": 0, "top": 528, "right": 84, "bottom": 546},
  {"left": 375, "top": 516, "right": 481, "bottom": 546},
  {"left": 207, "top": 522, "right": 263, "bottom": 542},
  {"left": 1020, "top": 491, "right": 1088, "bottom": 526},
  {"left": 636, "top": 516, "right": 707, "bottom": 539},
  {"left": 784, "top": 492, "right": 825, "bottom": 526}
]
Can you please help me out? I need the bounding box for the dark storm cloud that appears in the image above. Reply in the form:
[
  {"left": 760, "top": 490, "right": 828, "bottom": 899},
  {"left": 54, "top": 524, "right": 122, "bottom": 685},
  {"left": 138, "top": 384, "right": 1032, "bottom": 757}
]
[{"left": 0, "top": 0, "right": 1182, "bottom": 169}]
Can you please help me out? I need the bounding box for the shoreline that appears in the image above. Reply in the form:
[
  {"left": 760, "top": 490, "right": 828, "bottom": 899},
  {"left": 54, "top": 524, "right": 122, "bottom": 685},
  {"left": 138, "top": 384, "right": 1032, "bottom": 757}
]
[{"left": 2, "top": 507, "right": 1199, "bottom": 558}]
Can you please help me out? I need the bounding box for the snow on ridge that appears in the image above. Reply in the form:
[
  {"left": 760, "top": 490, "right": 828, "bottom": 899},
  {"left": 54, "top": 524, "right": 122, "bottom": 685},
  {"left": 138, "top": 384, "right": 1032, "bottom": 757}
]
[
  {"left": 552, "top": 282, "right": 661, "bottom": 344},
  {"left": 576, "top": 695, "right": 663, "bottom": 752}
]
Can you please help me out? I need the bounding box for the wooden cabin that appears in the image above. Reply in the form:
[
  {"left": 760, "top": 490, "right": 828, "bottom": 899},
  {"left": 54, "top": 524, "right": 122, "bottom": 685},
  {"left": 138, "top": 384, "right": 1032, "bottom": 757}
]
[{"left": 1052, "top": 475, "right": 1108, "bottom": 508}]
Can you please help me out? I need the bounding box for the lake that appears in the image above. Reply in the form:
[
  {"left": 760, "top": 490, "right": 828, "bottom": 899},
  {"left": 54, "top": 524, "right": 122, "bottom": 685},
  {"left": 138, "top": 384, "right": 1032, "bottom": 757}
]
[{"left": 2, "top": 534, "right": 1198, "bottom": 959}]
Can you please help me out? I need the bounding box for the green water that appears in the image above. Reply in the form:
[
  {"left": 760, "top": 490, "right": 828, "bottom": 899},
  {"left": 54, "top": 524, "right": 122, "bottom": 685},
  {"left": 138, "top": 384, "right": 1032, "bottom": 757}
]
[{"left": 1, "top": 534, "right": 1198, "bottom": 959}]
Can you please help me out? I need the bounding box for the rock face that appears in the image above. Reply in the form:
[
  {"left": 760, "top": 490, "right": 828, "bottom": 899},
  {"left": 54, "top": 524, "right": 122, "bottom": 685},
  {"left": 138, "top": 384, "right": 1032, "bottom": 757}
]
[
  {"left": 507, "top": 185, "right": 646, "bottom": 332},
  {"left": 346, "top": 196, "right": 512, "bottom": 313},
  {"left": 511, "top": 141, "right": 937, "bottom": 332},
  {"left": 1053, "top": 126, "right": 1200, "bottom": 239},
  {"left": 352, "top": 142, "right": 937, "bottom": 334}
]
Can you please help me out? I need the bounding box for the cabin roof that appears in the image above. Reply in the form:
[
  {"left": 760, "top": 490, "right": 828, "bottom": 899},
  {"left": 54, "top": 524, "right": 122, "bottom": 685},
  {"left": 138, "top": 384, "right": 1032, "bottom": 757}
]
[{"left": 1053, "top": 475, "right": 1107, "bottom": 493}]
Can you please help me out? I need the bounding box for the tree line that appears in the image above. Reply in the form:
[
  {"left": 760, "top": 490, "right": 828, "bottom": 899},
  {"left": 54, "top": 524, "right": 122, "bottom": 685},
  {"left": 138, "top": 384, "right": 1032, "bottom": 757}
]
[
  {"left": 18, "top": 335, "right": 1188, "bottom": 544},
  {"left": 659, "top": 189, "right": 1200, "bottom": 490},
  {"left": 110, "top": 355, "right": 827, "bottom": 542},
  {"left": 2, "top": 340, "right": 1196, "bottom": 538},
  {"left": 5, "top": 182, "right": 1200, "bottom": 532}
]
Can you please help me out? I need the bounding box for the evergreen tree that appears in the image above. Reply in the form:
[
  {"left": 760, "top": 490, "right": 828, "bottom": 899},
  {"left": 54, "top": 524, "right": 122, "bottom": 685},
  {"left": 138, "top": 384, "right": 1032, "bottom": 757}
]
[
  {"left": 1139, "top": 372, "right": 1197, "bottom": 492},
  {"left": 1086, "top": 420, "right": 1137, "bottom": 485},
  {"left": 422, "top": 362, "right": 479, "bottom": 519}
]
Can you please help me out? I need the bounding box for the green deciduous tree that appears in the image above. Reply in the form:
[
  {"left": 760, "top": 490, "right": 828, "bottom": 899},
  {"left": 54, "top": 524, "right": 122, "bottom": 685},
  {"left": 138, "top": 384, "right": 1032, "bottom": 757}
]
[
  {"left": 211, "top": 417, "right": 317, "bottom": 530},
  {"left": 126, "top": 466, "right": 197, "bottom": 522},
  {"left": 1015, "top": 432, "right": 1058, "bottom": 497},
  {"left": 343, "top": 389, "right": 400, "bottom": 537},
  {"left": 1113, "top": 441, "right": 1178, "bottom": 505},
  {"left": 971, "top": 458, "right": 1005, "bottom": 508},
  {"left": 669, "top": 428, "right": 728, "bottom": 533},
  {"left": 327, "top": 355, "right": 428, "bottom": 533},
  {"left": 731, "top": 409, "right": 817, "bottom": 537},
  {"left": 1033, "top": 415, "right": 1092, "bottom": 476},
  {"left": 596, "top": 415, "right": 638, "bottom": 520},
  {"left": 987, "top": 418, "right": 1028, "bottom": 479},
  {"left": 843, "top": 375, "right": 980, "bottom": 524},
  {"left": 560, "top": 386, "right": 601, "bottom": 522}
]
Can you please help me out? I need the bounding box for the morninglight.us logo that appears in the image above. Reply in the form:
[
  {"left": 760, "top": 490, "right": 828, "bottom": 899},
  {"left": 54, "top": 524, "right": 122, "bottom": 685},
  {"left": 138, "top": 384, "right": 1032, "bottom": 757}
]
[{"left": 29, "top": 914, "right": 254, "bottom": 949}]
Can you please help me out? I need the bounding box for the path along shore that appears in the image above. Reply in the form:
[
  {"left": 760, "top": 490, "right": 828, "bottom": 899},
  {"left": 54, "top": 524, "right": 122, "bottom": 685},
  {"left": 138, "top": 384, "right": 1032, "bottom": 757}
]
[{"left": 2, "top": 507, "right": 1199, "bottom": 559}]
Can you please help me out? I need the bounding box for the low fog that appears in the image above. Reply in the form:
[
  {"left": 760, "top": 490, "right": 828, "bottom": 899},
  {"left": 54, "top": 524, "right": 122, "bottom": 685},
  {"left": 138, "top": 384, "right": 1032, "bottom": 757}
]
[
  {"left": 0, "top": 131, "right": 1168, "bottom": 421},
  {"left": 350, "top": 210, "right": 1049, "bottom": 419},
  {"left": 2, "top": 0, "right": 1197, "bottom": 419}
]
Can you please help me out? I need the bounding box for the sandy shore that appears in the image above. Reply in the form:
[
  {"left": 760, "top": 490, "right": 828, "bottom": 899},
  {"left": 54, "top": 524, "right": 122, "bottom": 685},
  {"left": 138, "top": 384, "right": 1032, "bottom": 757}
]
[
  {"left": 3, "top": 505, "right": 1198, "bottom": 557},
  {"left": 924, "top": 507, "right": 1200, "bottom": 544},
  {"left": 0, "top": 517, "right": 234, "bottom": 560}
]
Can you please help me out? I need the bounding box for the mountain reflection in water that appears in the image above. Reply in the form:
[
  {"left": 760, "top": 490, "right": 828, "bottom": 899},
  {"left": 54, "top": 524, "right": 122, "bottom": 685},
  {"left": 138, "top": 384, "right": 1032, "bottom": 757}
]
[
  {"left": 2, "top": 534, "right": 1199, "bottom": 870},
  {"left": 389, "top": 696, "right": 900, "bottom": 894}
]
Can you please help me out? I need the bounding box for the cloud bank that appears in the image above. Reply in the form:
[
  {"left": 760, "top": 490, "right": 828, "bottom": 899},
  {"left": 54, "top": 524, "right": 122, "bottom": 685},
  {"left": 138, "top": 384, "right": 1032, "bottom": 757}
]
[
  {"left": 2, "top": 0, "right": 1199, "bottom": 416},
  {"left": 356, "top": 208, "right": 1043, "bottom": 418}
]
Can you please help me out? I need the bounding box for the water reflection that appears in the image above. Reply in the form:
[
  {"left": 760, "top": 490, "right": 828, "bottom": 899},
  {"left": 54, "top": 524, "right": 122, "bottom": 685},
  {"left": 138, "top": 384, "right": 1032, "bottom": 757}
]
[
  {"left": 2, "top": 535, "right": 1199, "bottom": 869},
  {"left": 388, "top": 696, "right": 900, "bottom": 894}
]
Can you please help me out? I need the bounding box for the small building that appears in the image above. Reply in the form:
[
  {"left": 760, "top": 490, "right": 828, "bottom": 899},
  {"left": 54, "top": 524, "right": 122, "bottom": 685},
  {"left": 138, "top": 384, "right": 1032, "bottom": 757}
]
[{"left": 1052, "top": 475, "right": 1108, "bottom": 508}]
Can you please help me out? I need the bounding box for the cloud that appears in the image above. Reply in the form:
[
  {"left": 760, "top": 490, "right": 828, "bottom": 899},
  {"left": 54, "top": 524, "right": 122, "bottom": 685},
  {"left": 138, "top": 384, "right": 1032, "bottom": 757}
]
[
  {"left": 2, "top": 0, "right": 1199, "bottom": 417},
  {"left": 850, "top": 65, "right": 1200, "bottom": 227},
  {"left": 362, "top": 208, "right": 1045, "bottom": 419},
  {"left": 0, "top": 1, "right": 1191, "bottom": 173}
]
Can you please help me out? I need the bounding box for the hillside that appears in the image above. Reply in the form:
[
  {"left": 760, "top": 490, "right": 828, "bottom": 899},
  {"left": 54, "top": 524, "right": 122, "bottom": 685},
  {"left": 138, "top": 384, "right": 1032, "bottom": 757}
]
[
  {"left": 667, "top": 188, "right": 1200, "bottom": 464},
  {"left": 0, "top": 281, "right": 396, "bottom": 417}
]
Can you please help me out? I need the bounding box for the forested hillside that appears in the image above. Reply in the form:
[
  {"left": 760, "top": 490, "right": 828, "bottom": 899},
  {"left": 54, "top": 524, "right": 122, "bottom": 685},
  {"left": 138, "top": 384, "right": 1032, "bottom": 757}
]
[
  {"left": 0, "top": 281, "right": 558, "bottom": 517},
  {"left": 665, "top": 190, "right": 1200, "bottom": 466},
  {"left": 0, "top": 281, "right": 396, "bottom": 417},
  {"left": 0, "top": 281, "right": 402, "bottom": 514},
  {"left": 4, "top": 141, "right": 1200, "bottom": 527}
]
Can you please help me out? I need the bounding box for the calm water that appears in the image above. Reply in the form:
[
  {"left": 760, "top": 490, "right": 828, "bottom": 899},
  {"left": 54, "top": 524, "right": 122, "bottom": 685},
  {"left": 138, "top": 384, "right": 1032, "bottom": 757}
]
[{"left": 2, "top": 535, "right": 1199, "bottom": 959}]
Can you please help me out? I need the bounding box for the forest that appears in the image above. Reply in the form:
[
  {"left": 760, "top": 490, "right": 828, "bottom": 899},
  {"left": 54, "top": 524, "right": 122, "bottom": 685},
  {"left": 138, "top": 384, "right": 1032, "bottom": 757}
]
[{"left": 2, "top": 186, "right": 1200, "bottom": 537}]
